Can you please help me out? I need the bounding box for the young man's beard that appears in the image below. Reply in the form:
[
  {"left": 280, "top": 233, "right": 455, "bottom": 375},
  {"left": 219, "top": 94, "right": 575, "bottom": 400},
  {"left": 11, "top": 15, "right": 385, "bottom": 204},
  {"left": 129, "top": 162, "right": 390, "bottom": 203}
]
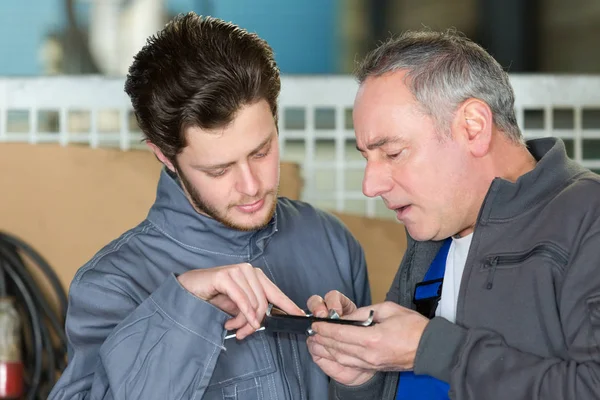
[{"left": 177, "top": 167, "right": 278, "bottom": 231}]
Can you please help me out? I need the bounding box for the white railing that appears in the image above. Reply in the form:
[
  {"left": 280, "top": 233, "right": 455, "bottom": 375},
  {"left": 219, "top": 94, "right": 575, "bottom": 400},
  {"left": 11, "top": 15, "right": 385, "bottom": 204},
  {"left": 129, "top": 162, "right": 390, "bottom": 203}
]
[{"left": 1, "top": 75, "right": 600, "bottom": 218}]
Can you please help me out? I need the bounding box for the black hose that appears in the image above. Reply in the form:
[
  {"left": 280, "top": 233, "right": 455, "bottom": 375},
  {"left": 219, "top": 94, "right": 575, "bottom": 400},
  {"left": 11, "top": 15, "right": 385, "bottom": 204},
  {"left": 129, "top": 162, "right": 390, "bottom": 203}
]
[
  {"left": 0, "top": 232, "right": 67, "bottom": 400},
  {"left": 0, "top": 259, "right": 7, "bottom": 297},
  {"left": 0, "top": 232, "right": 68, "bottom": 317},
  {"left": 0, "top": 244, "right": 68, "bottom": 347}
]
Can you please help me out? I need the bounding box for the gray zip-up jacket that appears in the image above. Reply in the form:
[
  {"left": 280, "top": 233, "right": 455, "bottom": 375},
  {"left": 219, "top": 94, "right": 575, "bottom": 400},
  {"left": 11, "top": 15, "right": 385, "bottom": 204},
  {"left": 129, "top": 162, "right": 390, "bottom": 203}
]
[
  {"left": 331, "top": 138, "right": 600, "bottom": 399},
  {"left": 49, "top": 169, "right": 371, "bottom": 400}
]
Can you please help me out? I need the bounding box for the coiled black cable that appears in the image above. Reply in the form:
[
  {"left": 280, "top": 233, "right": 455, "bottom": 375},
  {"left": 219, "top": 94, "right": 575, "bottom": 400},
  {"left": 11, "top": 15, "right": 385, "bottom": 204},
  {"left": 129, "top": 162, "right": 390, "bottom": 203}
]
[{"left": 0, "top": 231, "right": 68, "bottom": 400}]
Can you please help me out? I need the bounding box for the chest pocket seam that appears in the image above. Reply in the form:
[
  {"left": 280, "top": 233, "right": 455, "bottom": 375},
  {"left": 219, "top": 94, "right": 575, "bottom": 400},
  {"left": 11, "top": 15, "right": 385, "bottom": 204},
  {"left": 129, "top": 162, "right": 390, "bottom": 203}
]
[
  {"left": 206, "top": 331, "right": 276, "bottom": 390},
  {"left": 222, "top": 383, "right": 260, "bottom": 397}
]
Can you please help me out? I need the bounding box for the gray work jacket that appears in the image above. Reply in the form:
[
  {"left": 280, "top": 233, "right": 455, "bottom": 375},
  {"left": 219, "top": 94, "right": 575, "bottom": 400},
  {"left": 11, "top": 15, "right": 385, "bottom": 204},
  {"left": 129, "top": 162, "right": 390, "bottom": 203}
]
[
  {"left": 331, "top": 138, "right": 600, "bottom": 399},
  {"left": 49, "top": 169, "right": 370, "bottom": 400}
]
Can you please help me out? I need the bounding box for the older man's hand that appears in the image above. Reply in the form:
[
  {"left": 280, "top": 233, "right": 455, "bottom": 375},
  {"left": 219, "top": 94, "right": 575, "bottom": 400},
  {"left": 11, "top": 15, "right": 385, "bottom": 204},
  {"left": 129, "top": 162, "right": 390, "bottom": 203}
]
[
  {"left": 309, "top": 302, "right": 429, "bottom": 376},
  {"left": 306, "top": 290, "right": 375, "bottom": 386}
]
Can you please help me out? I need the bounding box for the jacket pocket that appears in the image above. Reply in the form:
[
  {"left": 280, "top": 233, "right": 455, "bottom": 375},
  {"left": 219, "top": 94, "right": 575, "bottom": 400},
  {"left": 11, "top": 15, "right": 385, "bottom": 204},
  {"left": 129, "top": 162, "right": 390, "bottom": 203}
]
[
  {"left": 219, "top": 377, "right": 265, "bottom": 400},
  {"left": 481, "top": 242, "right": 568, "bottom": 290},
  {"left": 205, "top": 330, "right": 276, "bottom": 399}
]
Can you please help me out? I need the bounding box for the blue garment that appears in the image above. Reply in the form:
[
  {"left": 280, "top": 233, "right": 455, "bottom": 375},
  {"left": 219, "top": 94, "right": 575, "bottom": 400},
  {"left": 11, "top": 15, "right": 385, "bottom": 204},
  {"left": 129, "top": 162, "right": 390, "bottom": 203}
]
[
  {"left": 49, "top": 168, "right": 371, "bottom": 400},
  {"left": 396, "top": 239, "right": 451, "bottom": 400}
]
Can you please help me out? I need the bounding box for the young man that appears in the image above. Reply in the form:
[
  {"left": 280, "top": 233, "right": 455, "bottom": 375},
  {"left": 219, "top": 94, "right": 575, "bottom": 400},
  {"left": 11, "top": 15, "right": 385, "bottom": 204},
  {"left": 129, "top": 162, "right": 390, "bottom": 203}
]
[
  {"left": 307, "top": 30, "right": 600, "bottom": 399},
  {"left": 49, "top": 13, "right": 370, "bottom": 400}
]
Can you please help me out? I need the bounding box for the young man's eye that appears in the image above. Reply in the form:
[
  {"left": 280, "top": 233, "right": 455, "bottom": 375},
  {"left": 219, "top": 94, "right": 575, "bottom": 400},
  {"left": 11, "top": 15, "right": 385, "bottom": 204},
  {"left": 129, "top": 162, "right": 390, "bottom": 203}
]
[
  {"left": 206, "top": 169, "right": 227, "bottom": 178},
  {"left": 253, "top": 146, "right": 271, "bottom": 159}
]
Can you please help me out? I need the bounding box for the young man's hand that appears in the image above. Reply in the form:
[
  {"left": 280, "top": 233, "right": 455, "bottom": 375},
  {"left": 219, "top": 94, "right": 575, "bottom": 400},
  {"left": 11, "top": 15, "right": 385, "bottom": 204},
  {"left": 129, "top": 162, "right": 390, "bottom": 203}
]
[{"left": 177, "top": 263, "right": 304, "bottom": 339}]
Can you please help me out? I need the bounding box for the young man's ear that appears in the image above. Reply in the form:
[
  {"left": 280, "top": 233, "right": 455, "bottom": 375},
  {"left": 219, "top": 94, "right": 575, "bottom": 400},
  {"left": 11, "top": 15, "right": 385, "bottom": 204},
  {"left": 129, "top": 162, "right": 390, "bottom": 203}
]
[
  {"left": 456, "top": 99, "right": 493, "bottom": 158},
  {"left": 146, "top": 142, "right": 176, "bottom": 172}
]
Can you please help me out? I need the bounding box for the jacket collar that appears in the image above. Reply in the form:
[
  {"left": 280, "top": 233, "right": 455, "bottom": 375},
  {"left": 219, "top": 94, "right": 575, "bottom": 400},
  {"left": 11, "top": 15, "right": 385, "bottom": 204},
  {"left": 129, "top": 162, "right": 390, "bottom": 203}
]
[
  {"left": 147, "top": 168, "right": 278, "bottom": 257},
  {"left": 480, "top": 137, "right": 585, "bottom": 222}
]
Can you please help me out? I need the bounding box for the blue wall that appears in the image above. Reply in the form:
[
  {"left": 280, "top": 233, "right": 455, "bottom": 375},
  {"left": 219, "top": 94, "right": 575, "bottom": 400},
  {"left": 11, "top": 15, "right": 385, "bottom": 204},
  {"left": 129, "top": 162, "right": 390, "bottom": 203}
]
[
  {"left": 0, "top": 0, "right": 339, "bottom": 76},
  {"left": 194, "top": 0, "right": 339, "bottom": 74},
  {"left": 0, "top": 0, "right": 66, "bottom": 76}
]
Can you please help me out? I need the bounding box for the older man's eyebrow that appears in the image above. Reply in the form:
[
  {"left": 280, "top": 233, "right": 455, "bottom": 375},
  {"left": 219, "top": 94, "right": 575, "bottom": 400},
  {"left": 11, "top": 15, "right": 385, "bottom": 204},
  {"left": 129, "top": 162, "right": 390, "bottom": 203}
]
[{"left": 356, "top": 136, "right": 404, "bottom": 152}]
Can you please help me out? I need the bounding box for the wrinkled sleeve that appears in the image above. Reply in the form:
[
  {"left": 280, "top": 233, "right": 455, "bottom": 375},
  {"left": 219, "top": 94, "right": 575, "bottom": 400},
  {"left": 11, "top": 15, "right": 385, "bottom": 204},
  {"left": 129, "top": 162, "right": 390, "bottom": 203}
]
[
  {"left": 49, "top": 273, "right": 229, "bottom": 400},
  {"left": 348, "top": 233, "right": 371, "bottom": 308}
]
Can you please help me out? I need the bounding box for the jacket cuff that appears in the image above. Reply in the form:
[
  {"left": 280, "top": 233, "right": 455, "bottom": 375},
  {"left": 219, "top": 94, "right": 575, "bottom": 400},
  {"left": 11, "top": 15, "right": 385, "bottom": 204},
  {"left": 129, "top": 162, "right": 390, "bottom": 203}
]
[
  {"left": 330, "top": 373, "right": 385, "bottom": 400},
  {"left": 150, "top": 273, "right": 230, "bottom": 345},
  {"left": 414, "top": 317, "right": 466, "bottom": 382}
]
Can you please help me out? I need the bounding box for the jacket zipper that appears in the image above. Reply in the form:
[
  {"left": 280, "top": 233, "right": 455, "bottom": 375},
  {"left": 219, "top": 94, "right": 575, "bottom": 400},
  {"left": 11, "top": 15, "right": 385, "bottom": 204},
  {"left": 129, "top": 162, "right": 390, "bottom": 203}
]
[
  {"left": 275, "top": 332, "right": 294, "bottom": 399},
  {"left": 256, "top": 256, "right": 293, "bottom": 399},
  {"left": 483, "top": 243, "right": 568, "bottom": 290}
]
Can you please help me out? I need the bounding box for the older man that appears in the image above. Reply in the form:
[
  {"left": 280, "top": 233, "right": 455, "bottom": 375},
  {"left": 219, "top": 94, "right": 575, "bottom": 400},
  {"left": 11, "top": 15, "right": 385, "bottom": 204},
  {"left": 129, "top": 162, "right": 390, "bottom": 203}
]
[{"left": 308, "top": 30, "right": 600, "bottom": 400}]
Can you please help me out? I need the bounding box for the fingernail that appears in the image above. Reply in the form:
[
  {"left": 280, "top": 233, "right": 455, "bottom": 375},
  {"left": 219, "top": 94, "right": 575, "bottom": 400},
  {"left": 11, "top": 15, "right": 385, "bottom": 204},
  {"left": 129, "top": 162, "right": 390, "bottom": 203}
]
[{"left": 315, "top": 311, "right": 327, "bottom": 318}]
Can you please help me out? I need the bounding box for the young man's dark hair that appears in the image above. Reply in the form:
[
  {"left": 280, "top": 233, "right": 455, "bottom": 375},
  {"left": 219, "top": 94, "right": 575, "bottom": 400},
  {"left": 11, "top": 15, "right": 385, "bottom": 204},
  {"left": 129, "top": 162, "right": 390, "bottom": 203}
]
[{"left": 124, "top": 12, "right": 281, "bottom": 161}]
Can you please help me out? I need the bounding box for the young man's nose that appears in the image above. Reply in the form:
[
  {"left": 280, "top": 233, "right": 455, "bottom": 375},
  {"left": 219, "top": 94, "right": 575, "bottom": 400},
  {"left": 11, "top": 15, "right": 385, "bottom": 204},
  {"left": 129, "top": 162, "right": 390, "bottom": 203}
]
[{"left": 237, "top": 164, "right": 260, "bottom": 197}]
